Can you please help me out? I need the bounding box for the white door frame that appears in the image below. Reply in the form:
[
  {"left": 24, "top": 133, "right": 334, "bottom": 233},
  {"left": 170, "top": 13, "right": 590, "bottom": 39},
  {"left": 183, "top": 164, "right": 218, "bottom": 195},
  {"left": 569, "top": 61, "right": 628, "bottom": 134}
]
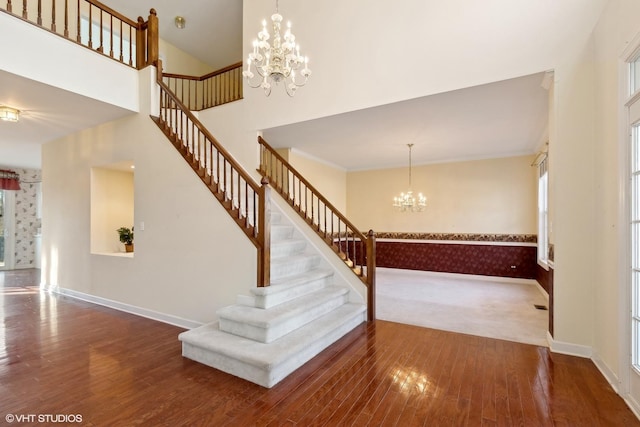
[{"left": 619, "top": 29, "right": 640, "bottom": 415}]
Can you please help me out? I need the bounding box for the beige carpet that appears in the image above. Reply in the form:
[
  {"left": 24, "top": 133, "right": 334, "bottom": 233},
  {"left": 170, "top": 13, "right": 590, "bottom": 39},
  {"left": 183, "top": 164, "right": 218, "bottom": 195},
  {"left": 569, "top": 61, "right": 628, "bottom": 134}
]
[{"left": 376, "top": 267, "right": 549, "bottom": 347}]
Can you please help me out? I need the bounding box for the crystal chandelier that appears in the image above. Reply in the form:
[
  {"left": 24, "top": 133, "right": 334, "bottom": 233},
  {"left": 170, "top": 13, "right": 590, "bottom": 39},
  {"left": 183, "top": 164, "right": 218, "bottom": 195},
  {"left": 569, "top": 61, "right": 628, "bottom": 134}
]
[
  {"left": 393, "top": 144, "right": 427, "bottom": 212},
  {"left": 243, "top": 0, "right": 311, "bottom": 97}
]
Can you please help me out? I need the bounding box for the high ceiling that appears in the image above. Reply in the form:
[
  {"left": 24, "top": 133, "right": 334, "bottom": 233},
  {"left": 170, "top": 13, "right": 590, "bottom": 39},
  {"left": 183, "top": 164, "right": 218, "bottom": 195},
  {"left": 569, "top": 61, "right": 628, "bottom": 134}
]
[
  {"left": 0, "top": 1, "right": 549, "bottom": 171},
  {"left": 263, "top": 72, "right": 549, "bottom": 171},
  {"left": 0, "top": 70, "right": 133, "bottom": 169},
  {"left": 103, "top": 0, "right": 242, "bottom": 70}
]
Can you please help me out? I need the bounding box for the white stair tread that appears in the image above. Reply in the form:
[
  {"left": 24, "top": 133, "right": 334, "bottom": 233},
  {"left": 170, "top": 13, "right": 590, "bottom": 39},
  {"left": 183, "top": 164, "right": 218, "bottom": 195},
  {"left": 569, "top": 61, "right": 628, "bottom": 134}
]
[
  {"left": 179, "top": 303, "right": 366, "bottom": 370},
  {"left": 218, "top": 287, "right": 348, "bottom": 328},
  {"left": 254, "top": 269, "right": 334, "bottom": 296}
]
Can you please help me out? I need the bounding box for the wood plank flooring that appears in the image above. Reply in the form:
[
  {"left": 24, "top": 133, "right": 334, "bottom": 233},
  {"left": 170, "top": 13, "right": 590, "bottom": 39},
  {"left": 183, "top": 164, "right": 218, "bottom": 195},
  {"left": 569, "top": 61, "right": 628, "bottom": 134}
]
[{"left": 1, "top": 269, "right": 638, "bottom": 426}]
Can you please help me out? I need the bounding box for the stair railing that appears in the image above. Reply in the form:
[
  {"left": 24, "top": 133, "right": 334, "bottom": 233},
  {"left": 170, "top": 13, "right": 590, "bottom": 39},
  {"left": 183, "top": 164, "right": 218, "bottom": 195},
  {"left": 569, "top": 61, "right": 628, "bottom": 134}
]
[
  {"left": 1, "top": 0, "right": 158, "bottom": 69},
  {"left": 154, "top": 62, "right": 271, "bottom": 287},
  {"left": 258, "top": 136, "right": 376, "bottom": 321},
  {"left": 162, "top": 62, "right": 244, "bottom": 111}
]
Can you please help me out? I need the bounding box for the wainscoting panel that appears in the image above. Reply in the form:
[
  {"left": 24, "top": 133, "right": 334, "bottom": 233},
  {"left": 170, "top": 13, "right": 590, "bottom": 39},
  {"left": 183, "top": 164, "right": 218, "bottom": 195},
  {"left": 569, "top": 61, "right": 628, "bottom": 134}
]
[{"left": 376, "top": 241, "right": 537, "bottom": 279}]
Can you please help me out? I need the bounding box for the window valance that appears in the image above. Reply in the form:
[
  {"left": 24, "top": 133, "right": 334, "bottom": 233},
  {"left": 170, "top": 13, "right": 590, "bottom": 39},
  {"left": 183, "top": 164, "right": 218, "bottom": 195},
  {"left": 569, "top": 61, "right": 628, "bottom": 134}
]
[{"left": 0, "top": 170, "right": 21, "bottom": 191}]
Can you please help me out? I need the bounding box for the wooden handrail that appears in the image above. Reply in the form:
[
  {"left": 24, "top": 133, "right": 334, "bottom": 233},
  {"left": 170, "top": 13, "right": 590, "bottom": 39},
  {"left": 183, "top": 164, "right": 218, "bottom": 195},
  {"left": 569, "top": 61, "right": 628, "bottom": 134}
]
[
  {"left": 258, "top": 137, "right": 366, "bottom": 243},
  {"left": 163, "top": 61, "right": 244, "bottom": 82},
  {"left": 85, "top": 0, "right": 137, "bottom": 27},
  {"left": 1, "top": 1, "right": 158, "bottom": 69},
  {"left": 162, "top": 62, "right": 243, "bottom": 111},
  {"left": 154, "top": 62, "right": 270, "bottom": 287},
  {"left": 258, "top": 136, "right": 376, "bottom": 321}
]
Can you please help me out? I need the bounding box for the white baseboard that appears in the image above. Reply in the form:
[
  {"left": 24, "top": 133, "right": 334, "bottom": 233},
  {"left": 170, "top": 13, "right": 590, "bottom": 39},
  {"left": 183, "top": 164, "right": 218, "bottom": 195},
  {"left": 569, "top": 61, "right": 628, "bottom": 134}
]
[
  {"left": 592, "top": 350, "right": 621, "bottom": 394},
  {"left": 625, "top": 394, "right": 640, "bottom": 421},
  {"left": 45, "top": 285, "right": 202, "bottom": 330},
  {"left": 547, "top": 333, "right": 592, "bottom": 358},
  {"left": 534, "top": 281, "right": 549, "bottom": 301}
]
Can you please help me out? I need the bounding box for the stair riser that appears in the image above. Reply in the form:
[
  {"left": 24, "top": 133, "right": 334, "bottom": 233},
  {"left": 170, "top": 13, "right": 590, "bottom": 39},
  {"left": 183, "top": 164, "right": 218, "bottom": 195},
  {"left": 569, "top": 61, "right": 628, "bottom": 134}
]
[
  {"left": 253, "top": 275, "right": 333, "bottom": 309},
  {"left": 271, "top": 240, "right": 307, "bottom": 258},
  {"left": 270, "top": 257, "right": 320, "bottom": 281},
  {"left": 181, "top": 308, "right": 366, "bottom": 388},
  {"left": 182, "top": 342, "right": 270, "bottom": 387},
  {"left": 219, "top": 293, "right": 349, "bottom": 343},
  {"left": 271, "top": 212, "right": 282, "bottom": 225},
  {"left": 271, "top": 225, "right": 294, "bottom": 241},
  {"left": 266, "top": 309, "right": 366, "bottom": 387}
]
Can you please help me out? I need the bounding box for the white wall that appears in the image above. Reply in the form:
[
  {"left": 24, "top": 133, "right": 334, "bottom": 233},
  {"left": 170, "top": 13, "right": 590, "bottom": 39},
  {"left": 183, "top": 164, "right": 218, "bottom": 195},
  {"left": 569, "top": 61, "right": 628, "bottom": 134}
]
[
  {"left": 0, "top": 12, "right": 138, "bottom": 112},
  {"left": 242, "top": 0, "right": 607, "bottom": 130}
]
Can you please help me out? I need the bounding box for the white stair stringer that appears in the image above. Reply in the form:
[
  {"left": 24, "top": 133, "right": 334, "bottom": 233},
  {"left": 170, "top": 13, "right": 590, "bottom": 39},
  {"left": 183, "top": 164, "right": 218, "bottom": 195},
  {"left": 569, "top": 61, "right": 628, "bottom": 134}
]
[
  {"left": 178, "top": 204, "right": 367, "bottom": 388},
  {"left": 179, "top": 303, "right": 366, "bottom": 388}
]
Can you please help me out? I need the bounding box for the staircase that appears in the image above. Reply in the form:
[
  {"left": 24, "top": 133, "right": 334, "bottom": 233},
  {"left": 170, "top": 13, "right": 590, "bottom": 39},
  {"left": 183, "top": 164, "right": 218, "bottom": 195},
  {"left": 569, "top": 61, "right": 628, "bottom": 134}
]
[{"left": 178, "top": 208, "right": 366, "bottom": 388}]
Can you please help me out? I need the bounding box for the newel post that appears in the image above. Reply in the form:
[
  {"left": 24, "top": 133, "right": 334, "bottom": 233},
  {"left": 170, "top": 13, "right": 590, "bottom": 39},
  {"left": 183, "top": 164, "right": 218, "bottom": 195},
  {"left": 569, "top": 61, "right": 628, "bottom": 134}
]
[
  {"left": 366, "top": 229, "right": 376, "bottom": 322},
  {"left": 146, "top": 8, "right": 159, "bottom": 66},
  {"left": 136, "top": 16, "right": 146, "bottom": 68},
  {"left": 257, "top": 177, "right": 271, "bottom": 287}
]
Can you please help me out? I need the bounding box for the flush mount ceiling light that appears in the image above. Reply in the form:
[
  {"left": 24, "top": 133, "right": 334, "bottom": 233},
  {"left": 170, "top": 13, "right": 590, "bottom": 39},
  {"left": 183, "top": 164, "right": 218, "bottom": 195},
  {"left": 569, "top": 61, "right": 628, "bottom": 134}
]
[
  {"left": 243, "top": 0, "right": 311, "bottom": 97},
  {"left": 0, "top": 106, "right": 20, "bottom": 122},
  {"left": 174, "top": 16, "right": 186, "bottom": 29},
  {"left": 393, "top": 144, "right": 427, "bottom": 212}
]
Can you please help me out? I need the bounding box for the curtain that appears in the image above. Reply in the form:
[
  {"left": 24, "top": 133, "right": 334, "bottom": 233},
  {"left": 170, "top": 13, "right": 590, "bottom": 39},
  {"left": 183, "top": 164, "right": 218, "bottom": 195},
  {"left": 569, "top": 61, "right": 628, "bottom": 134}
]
[{"left": 0, "top": 170, "right": 21, "bottom": 191}]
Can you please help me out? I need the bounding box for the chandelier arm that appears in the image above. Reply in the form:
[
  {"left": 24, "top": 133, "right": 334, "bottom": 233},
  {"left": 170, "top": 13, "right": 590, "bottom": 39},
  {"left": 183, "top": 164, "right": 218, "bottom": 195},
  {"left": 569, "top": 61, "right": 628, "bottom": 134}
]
[
  {"left": 246, "top": 78, "right": 263, "bottom": 89},
  {"left": 254, "top": 65, "right": 266, "bottom": 78},
  {"left": 285, "top": 85, "right": 295, "bottom": 97}
]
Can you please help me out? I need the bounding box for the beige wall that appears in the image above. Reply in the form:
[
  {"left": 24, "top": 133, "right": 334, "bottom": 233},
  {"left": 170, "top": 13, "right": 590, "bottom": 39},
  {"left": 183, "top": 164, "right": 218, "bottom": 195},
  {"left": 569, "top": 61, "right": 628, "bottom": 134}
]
[
  {"left": 42, "top": 68, "right": 256, "bottom": 325},
  {"left": 285, "top": 149, "right": 348, "bottom": 213},
  {"left": 159, "top": 38, "right": 214, "bottom": 76},
  {"left": 591, "top": 0, "right": 640, "bottom": 398},
  {"left": 347, "top": 155, "right": 536, "bottom": 234},
  {"left": 90, "top": 167, "right": 134, "bottom": 254},
  {"left": 29, "top": 0, "right": 636, "bottom": 392}
]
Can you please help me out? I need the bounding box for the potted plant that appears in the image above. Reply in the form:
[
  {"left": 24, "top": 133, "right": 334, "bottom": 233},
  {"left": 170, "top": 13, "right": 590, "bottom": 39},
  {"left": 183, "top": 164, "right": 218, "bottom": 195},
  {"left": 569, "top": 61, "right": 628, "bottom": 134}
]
[{"left": 117, "top": 226, "right": 134, "bottom": 252}]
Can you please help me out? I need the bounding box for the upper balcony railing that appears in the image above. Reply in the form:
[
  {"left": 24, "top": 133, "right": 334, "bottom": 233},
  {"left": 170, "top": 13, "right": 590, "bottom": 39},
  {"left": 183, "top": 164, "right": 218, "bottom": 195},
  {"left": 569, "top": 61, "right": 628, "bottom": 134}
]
[
  {"left": 1, "top": 0, "right": 158, "bottom": 69},
  {"left": 162, "top": 62, "right": 244, "bottom": 111}
]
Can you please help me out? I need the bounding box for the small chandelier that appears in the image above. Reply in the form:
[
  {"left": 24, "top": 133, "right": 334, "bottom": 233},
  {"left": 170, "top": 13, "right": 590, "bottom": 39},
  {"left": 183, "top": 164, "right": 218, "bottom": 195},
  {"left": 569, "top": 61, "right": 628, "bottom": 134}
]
[
  {"left": 0, "top": 106, "right": 20, "bottom": 122},
  {"left": 243, "top": 0, "right": 311, "bottom": 97},
  {"left": 393, "top": 144, "right": 427, "bottom": 212}
]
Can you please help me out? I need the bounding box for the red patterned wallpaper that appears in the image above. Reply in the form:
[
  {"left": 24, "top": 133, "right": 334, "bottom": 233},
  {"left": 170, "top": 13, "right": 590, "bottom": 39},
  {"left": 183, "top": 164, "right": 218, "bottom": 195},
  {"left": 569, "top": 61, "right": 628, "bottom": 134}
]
[{"left": 376, "top": 241, "right": 537, "bottom": 279}]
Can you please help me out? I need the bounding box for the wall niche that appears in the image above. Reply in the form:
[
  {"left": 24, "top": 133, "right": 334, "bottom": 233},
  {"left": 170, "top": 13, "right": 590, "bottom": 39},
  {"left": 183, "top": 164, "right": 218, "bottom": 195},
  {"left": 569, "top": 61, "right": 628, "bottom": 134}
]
[{"left": 90, "top": 161, "right": 134, "bottom": 256}]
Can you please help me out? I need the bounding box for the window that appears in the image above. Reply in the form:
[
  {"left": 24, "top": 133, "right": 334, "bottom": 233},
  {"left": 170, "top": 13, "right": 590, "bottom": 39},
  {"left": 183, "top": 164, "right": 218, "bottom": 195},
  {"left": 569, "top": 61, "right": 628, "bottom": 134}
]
[
  {"left": 632, "top": 124, "right": 640, "bottom": 368},
  {"left": 538, "top": 156, "right": 549, "bottom": 265},
  {"left": 631, "top": 54, "right": 640, "bottom": 96}
]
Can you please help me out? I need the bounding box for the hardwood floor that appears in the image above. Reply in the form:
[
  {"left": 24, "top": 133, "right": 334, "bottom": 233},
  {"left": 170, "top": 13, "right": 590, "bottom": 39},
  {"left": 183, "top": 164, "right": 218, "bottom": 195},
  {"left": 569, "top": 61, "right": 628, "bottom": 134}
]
[{"left": 1, "top": 269, "right": 638, "bottom": 426}]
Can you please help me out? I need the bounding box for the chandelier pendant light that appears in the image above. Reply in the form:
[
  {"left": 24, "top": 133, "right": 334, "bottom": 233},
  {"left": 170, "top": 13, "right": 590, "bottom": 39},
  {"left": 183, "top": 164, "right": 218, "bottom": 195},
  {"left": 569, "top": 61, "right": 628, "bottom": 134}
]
[
  {"left": 393, "top": 144, "right": 427, "bottom": 212},
  {"left": 243, "top": 0, "right": 311, "bottom": 97}
]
